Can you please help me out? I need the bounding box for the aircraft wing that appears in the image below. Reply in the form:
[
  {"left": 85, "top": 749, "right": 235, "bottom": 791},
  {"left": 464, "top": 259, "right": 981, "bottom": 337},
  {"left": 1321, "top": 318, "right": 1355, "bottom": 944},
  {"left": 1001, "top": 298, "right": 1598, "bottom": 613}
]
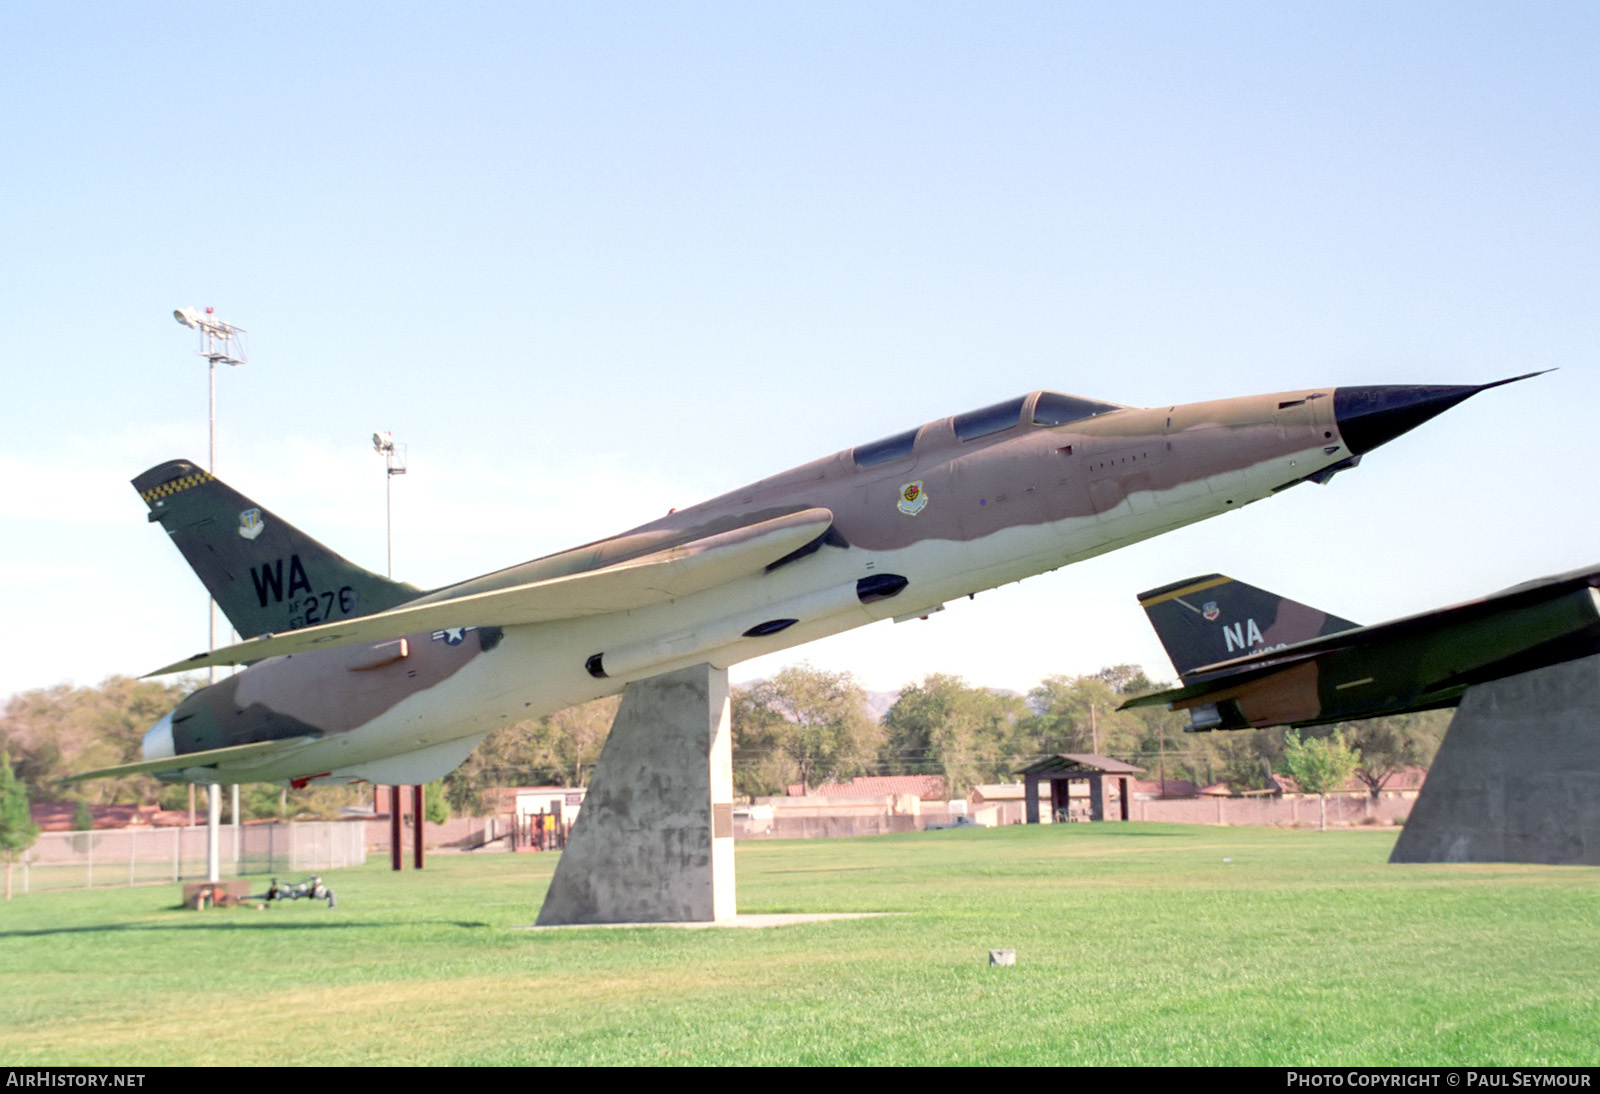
[
  {"left": 150, "top": 508, "right": 836, "bottom": 675},
  {"left": 60, "top": 737, "right": 317, "bottom": 783}
]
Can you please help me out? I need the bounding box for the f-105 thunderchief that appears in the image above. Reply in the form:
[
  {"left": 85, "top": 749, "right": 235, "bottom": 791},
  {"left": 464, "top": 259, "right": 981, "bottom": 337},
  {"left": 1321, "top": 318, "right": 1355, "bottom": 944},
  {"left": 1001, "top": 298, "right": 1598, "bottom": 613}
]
[{"left": 71, "top": 376, "right": 1535, "bottom": 791}]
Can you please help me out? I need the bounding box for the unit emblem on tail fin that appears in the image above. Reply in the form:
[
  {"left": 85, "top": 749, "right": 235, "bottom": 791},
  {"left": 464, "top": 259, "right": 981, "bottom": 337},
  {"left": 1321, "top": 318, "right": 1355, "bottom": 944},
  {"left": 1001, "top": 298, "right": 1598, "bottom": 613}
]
[
  {"left": 1137, "top": 573, "right": 1359, "bottom": 680},
  {"left": 134, "top": 459, "right": 422, "bottom": 640}
]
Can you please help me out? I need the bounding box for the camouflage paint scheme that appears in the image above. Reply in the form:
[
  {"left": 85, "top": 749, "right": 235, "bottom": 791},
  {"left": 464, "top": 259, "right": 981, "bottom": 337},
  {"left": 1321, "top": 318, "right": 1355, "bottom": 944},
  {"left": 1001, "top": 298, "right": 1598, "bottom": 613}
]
[
  {"left": 76, "top": 379, "right": 1525, "bottom": 788},
  {"left": 1123, "top": 564, "right": 1600, "bottom": 730}
]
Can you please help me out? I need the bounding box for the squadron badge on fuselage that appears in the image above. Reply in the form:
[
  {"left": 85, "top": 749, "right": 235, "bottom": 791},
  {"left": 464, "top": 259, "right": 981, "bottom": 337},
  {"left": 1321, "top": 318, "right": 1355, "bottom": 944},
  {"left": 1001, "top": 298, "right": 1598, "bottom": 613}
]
[
  {"left": 238, "top": 508, "right": 265, "bottom": 541},
  {"left": 897, "top": 481, "right": 928, "bottom": 516},
  {"left": 1203, "top": 601, "right": 1220, "bottom": 621}
]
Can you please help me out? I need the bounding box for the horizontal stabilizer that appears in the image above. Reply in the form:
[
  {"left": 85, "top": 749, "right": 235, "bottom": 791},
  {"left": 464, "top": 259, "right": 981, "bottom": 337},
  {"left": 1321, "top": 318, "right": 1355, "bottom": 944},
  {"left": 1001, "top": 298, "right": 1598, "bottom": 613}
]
[
  {"left": 62, "top": 736, "right": 315, "bottom": 783},
  {"left": 150, "top": 508, "right": 836, "bottom": 674},
  {"left": 327, "top": 734, "right": 489, "bottom": 787},
  {"left": 1118, "top": 648, "right": 1341, "bottom": 711}
]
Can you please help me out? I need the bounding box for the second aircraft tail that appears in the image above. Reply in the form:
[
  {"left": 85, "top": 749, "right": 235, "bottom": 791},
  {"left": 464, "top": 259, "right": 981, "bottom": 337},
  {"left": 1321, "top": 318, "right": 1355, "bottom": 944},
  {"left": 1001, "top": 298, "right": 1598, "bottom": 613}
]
[{"left": 1137, "top": 573, "right": 1359, "bottom": 679}]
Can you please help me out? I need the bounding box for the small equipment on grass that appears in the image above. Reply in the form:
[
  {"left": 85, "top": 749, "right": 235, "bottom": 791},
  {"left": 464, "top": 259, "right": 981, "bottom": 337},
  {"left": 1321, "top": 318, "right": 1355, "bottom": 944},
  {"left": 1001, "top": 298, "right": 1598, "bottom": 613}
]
[{"left": 253, "top": 875, "right": 336, "bottom": 908}]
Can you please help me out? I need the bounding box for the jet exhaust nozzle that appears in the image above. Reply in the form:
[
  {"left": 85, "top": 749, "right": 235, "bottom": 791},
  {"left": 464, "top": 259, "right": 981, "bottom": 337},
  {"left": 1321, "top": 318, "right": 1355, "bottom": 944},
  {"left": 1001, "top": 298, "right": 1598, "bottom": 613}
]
[{"left": 142, "top": 711, "right": 176, "bottom": 761}]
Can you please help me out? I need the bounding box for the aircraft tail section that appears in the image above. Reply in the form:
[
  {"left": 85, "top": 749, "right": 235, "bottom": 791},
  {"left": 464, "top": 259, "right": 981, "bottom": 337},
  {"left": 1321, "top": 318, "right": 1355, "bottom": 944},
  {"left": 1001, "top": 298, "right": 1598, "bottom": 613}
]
[
  {"left": 1137, "top": 574, "right": 1359, "bottom": 679},
  {"left": 134, "top": 459, "right": 422, "bottom": 640}
]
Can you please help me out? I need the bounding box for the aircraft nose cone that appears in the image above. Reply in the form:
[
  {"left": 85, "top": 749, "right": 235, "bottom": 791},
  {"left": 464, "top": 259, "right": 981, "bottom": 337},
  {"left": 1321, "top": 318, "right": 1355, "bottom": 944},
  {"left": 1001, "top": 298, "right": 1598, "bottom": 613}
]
[
  {"left": 1333, "top": 372, "right": 1549, "bottom": 457},
  {"left": 1333, "top": 385, "right": 1480, "bottom": 456}
]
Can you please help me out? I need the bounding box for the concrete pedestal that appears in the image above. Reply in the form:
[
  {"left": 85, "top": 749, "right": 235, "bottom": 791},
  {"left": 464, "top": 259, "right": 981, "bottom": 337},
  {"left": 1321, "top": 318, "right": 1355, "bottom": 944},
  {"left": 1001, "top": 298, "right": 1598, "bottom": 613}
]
[
  {"left": 536, "top": 663, "right": 736, "bottom": 924},
  {"left": 1391, "top": 653, "right": 1600, "bottom": 865}
]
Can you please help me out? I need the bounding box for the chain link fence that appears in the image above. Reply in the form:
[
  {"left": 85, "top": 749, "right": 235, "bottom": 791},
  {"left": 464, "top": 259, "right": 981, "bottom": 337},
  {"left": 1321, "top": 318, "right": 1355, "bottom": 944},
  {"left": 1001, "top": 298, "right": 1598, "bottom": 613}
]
[{"left": 15, "top": 822, "right": 367, "bottom": 894}]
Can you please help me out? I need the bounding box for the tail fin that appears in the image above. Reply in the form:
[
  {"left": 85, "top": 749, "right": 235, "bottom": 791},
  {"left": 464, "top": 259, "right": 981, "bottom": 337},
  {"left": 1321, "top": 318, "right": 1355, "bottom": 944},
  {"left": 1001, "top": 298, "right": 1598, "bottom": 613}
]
[
  {"left": 1136, "top": 574, "right": 1359, "bottom": 679},
  {"left": 134, "top": 459, "right": 422, "bottom": 639}
]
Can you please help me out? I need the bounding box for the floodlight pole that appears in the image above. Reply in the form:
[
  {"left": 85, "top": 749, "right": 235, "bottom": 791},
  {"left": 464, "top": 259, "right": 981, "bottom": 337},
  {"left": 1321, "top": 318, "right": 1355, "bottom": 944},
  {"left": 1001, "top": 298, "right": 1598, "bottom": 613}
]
[
  {"left": 174, "top": 306, "right": 247, "bottom": 884},
  {"left": 372, "top": 433, "right": 408, "bottom": 870},
  {"left": 372, "top": 432, "right": 406, "bottom": 578},
  {"left": 207, "top": 353, "right": 233, "bottom": 882}
]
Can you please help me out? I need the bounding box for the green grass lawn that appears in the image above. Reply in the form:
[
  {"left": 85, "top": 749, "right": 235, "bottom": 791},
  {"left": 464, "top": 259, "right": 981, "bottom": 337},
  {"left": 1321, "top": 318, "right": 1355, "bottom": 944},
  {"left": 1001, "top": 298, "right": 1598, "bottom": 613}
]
[{"left": 2, "top": 823, "right": 1596, "bottom": 1066}]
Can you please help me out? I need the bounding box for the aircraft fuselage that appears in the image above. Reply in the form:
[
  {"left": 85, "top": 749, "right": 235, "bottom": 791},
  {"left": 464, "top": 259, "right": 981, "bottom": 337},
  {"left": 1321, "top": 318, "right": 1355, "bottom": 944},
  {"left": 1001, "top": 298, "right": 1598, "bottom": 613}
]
[{"left": 132, "top": 382, "right": 1471, "bottom": 786}]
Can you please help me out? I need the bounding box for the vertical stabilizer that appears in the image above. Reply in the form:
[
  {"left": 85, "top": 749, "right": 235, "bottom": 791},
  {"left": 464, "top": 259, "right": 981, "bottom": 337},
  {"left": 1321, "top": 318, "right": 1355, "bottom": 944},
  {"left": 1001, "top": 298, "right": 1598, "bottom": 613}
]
[
  {"left": 134, "top": 459, "right": 422, "bottom": 639},
  {"left": 1137, "top": 574, "right": 1359, "bottom": 679}
]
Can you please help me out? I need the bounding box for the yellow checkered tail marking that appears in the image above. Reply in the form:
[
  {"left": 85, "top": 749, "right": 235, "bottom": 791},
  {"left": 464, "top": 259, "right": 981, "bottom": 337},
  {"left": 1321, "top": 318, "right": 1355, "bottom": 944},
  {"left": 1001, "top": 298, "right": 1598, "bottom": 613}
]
[{"left": 139, "top": 471, "right": 214, "bottom": 503}]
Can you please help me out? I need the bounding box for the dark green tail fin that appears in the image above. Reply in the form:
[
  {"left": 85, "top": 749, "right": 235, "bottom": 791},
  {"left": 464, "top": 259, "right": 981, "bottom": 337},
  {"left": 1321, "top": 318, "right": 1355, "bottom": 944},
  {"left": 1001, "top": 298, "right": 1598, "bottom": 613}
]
[
  {"left": 134, "top": 459, "right": 422, "bottom": 639},
  {"left": 1137, "top": 574, "right": 1359, "bottom": 679}
]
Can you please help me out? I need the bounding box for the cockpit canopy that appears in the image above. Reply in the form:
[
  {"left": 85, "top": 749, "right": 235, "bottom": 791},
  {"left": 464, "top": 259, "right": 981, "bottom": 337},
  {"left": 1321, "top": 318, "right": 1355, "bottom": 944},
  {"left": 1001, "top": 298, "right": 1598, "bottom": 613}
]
[{"left": 852, "top": 390, "right": 1123, "bottom": 467}]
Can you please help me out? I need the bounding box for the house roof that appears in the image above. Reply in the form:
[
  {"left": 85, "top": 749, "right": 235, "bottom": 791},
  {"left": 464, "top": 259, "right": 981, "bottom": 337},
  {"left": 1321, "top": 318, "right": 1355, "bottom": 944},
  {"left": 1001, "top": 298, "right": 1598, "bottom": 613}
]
[
  {"left": 969, "top": 782, "right": 1027, "bottom": 801},
  {"left": 1370, "top": 765, "right": 1429, "bottom": 791},
  {"left": 482, "top": 786, "right": 585, "bottom": 806},
  {"left": 1129, "top": 779, "right": 1199, "bottom": 798},
  {"left": 30, "top": 802, "right": 160, "bottom": 831},
  {"left": 788, "top": 775, "right": 948, "bottom": 800},
  {"left": 1015, "top": 754, "right": 1145, "bottom": 777},
  {"left": 1272, "top": 766, "right": 1429, "bottom": 795}
]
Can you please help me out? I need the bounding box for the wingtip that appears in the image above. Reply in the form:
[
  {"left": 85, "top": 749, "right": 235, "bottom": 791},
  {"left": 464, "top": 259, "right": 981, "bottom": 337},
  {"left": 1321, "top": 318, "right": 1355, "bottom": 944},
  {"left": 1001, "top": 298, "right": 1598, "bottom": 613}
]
[{"left": 146, "top": 651, "right": 211, "bottom": 678}]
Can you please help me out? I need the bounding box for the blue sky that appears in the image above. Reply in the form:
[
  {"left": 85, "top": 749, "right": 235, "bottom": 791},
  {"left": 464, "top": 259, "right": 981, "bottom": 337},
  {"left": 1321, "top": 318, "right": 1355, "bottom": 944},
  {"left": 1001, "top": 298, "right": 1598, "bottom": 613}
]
[{"left": 3, "top": 2, "right": 1597, "bottom": 702}]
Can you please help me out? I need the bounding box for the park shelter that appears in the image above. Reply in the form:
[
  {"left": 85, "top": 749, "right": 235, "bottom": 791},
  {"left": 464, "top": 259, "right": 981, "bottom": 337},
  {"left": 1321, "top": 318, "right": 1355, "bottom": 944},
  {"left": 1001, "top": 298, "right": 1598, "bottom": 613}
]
[{"left": 1016, "top": 754, "right": 1145, "bottom": 823}]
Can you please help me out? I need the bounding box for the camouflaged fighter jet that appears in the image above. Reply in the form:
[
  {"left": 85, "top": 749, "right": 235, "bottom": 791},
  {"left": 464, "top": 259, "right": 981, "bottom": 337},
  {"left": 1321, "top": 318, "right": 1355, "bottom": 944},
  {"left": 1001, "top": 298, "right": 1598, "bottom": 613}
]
[
  {"left": 68, "top": 375, "right": 1536, "bottom": 789},
  {"left": 1122, "top": 562, "right": 1600, "bottom": 731}
]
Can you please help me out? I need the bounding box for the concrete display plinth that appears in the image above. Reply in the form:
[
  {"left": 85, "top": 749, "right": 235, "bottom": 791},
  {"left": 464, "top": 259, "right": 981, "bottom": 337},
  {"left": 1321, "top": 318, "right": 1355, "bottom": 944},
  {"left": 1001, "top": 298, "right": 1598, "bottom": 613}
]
[
  {"left": 1391, "top": 653, "right": 1600, "bottom": 865},
  {"left": 536, "top": 663, "right": 736, "bottom": 924}
]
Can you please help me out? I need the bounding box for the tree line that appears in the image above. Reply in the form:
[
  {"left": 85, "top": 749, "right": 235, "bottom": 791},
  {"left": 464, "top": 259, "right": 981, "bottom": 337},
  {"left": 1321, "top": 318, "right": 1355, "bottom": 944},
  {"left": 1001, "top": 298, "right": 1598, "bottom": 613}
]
[
  {"left": 729, "top": 663, "right": 1447, "bottom": 801},
  {"left": 1, "top": 666, "right": 1449, "bottom": 820}
]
